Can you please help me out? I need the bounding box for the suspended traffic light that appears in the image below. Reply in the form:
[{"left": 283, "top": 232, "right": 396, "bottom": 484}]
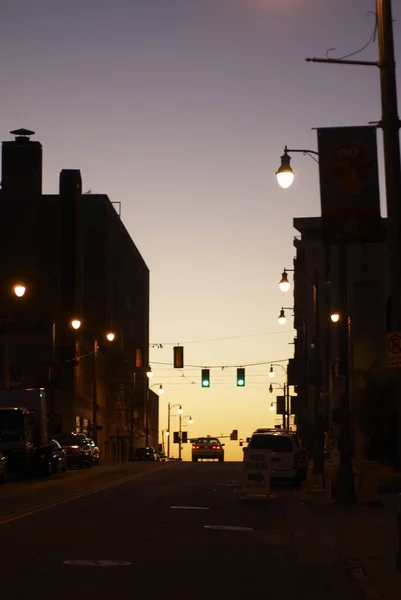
[
  {"left": 201, "top": 369, "right": 210, "bottom": 387},
  {"left": 173, "top": 346, "right": 184, "bottom": 368},
  {"left": 237, "top": 367, "right": 245, "bottom": 387}
]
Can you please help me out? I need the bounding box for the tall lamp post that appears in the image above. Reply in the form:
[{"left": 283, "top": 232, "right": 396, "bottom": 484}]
[
  {"left": 269, "top": 381, "right": 288, "bottom": 429},
  {"left": 167, "top": 403, "right": 183, "bottom": 458},
  {"left": 178, "top": 414, "right": 193, "bottom": 461},
  {"left": 269, "top": 364, "right": 290, "bottom": 430},
  {"left": 4, "top": 284, "right": 27, "bottom": 389}
]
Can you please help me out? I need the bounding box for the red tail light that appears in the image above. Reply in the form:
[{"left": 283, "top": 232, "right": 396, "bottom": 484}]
[
  {"left": 212, "top": 445, "right": 221, "bottom": 450},
  {"left": 193, "top": 445, "right": 200, "bottom": 450}
]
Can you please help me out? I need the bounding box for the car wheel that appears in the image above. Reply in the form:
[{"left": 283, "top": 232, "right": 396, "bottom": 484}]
[{"left": 0, "top": 466, "right": 7, "bottom": 484}]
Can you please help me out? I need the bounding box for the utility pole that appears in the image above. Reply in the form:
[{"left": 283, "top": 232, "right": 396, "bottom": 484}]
[
  {"left": 92, "top": 339, "right": 99, "bottom": 445},
  {"left": 145, "top": 385, "right": 149, "bottom": 447},
  {"left": 178, "top": 411, "right": 182, "bottom": 461},
  {"left": 129, "top": 372, "right": 136, "bottom": 461},
  {"left": 377, "top": 0, "right": 401, "bottom": 466},
  {"left": 282, "top": 384, "right": 287, "bottom": 430},
  {"left": 167, "top": 402, "right": 171, "bottom": 458}
]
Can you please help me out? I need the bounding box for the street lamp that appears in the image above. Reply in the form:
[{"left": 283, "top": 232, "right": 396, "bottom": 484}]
[
  {"left": 178, "top": 414, "right": 193, "bottom": 461},
  {"left": 92, "top": 332, "right": 115, "bottom": 445},
  {"left": 330, "top": 312, "right": 340, "bottom": 323},
  {"left": 269, "top": 366, "right": 275, "bottom": 379},
  {"left": 275, "top": 146, "right": 319, "bottom": 189},
  {"left": 70, "top": 319, "right": 81, "bottom": 330},
  {"left": 279, "top": 269, "right": 293, "bottom": 293},
  {"left": 269, "top": 364, "right": 290, "bottom": 430},
  {"left": 106, "top": 331, "right": 115, "bottom": 342},
  {"left": 269, "top": 402, "right": 274, "bottom": 412},
  {"left": 167, "top": 403, "right": 183, "bottom": 458},
  {"left": 13, "top": 284, "right": 26, "bottom": 298},
  {"left": 278, "top": 307, "right": 293, "bottom": 326}
]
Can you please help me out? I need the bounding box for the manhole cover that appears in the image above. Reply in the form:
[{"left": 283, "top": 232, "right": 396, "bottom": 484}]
[
  {"left": 63, "top": 560, "right": 131, "bottom": 567},
  {"left": 204, "top": 525, "right": 253, "bottom": 531},
  {"left": 171, "top": 506, "right": 209, "bottom": 510}
]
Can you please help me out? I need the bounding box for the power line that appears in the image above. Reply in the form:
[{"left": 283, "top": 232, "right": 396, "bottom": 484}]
[
  {"left": 150, "top": 330, "right": 293, "bottom": 346},
  {"left": 150, "top": 358, "right": 291, "bottom": 369}
]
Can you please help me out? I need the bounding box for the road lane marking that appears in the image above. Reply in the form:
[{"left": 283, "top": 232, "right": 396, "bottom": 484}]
[
  {"left": 204, "top": 525, "right": 253, "bottom": 531},
  {"left": 63, "top": 560, "right": 131, "bottom": 567},
  {"left": 170, "top": 506, "right": 209, "bottom": 510},
  {"left": 0, "top": 465, "right": 170, "bottom": 526}
]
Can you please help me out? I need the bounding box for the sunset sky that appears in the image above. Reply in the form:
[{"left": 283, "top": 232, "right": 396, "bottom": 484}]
[{"left": 1, "top": 0, "right": 400, "bottom": 460}]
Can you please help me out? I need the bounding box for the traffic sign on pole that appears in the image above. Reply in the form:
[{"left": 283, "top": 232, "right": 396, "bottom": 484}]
[{"left": 387, "top": 332, "right": 401, "bottom": 367}]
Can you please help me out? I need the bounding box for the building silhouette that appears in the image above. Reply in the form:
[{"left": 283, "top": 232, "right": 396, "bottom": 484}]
[{"left": 0, "top": 129, "right": 156, "bottom": 460}]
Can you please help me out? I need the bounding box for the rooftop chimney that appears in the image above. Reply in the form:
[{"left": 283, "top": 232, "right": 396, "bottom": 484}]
[{"left": 1, "top": 129, "right": 42, "bottom": 197}]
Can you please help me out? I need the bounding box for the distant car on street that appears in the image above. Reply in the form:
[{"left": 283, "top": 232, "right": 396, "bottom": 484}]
[
  {"left": 192, "top": 437, "right": 224, "bottom": 462},
  {"left": 134, "top": 447, "right": 157, "bottom": 461}
]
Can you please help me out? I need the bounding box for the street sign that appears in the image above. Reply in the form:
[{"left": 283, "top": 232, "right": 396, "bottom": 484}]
[
  {"left": 241, "top": 449, "right": 271, "bottom": 497},
  {"left": 387, "top": 332, "right": 401, "bottom": 367}
]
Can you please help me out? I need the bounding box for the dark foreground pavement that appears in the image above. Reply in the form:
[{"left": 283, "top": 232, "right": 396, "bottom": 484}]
[{"left": 0, "top": 462, "right": 367, "bottom": 600}]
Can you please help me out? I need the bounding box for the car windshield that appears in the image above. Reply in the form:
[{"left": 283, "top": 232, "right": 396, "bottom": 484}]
[
  {"left": 195, "top": 438, "right": 220, "bottom": 445},
  {"left": 55, "top": 434, "right": 81, "bottom": 446},
  {"left": 249, "top": 434, "right": 293, "bottom": 453}
]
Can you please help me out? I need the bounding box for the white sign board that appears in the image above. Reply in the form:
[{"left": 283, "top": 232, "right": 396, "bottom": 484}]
[{"left": 241, "top": 449, "right": 271, "bottom": 497}]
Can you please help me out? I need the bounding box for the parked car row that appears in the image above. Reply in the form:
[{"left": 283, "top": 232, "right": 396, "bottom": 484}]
[
  {"left": 133, "top": 447, "right": 169, "bottom": 462},
  {"left": 0, "top": 432, "right": 100, "bottom": 484}
]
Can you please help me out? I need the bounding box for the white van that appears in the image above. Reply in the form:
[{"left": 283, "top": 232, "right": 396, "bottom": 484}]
[{"left": 247, "top": 430, "right": 307, "bottom": 483}]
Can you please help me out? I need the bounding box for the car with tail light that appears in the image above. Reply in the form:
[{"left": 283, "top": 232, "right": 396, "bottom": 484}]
[
  {"left": 192, "top": 437, "right": 224, "bottom": 462},
  {"left": 246, "top": 431, "right": 307, "bottom": 483},
  {"left": 54, "top": 433, "right": 92, "bottom": 469}
]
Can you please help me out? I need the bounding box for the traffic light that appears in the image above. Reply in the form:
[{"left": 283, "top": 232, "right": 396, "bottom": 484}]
[
  {"left": 239, "top": 438, "right": 244, "bottom": 447},
  {"left": 201, "top": 369, "right": 210, "bottom": 387},
  {"left": 230, "top": 429, "right": 238, "bottom": 441},
  {"left": 173, "top": 346, "right": 184, "bottom": 369},
  {"left": 237, "top": 367, "right": 245, "bottom": 386}
]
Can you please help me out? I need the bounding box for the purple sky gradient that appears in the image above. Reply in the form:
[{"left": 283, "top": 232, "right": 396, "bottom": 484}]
[{"left": 1, "top": 0, "right": 400, "bottom": 459}]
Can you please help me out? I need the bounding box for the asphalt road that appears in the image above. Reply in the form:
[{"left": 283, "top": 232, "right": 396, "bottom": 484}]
[{"left": 0, "top": 462, "right": 366, "bottom": 600}]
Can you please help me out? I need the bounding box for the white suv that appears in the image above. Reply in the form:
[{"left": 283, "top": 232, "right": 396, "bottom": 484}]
[{"left": 247, "top": 430, "right": 307, "bottom": 483}]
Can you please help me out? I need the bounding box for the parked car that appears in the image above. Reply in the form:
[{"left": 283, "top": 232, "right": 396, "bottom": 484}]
[
  {"left": 54, "top": 433, "right": 93, "bottom": 468},
  {"left": 88, "top": 440, "right": 100, "bottom": 465},
  {"left": 50, "top": 440, "right": 68, "bottom": 474},
  {"left": 192, "top": 437, "right": 224, "bottom": 462},
  {"left": 134, "top": 447, "right": 157, "bottom": 461},
  {"left": 247, "top": 430, "right": 307, "bottom": 483},
  {"left": 0, "top": 450, "right": 7, "bottom": 484}
]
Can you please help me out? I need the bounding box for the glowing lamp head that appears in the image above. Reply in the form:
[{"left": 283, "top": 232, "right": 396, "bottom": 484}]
[
  {"left": 269, "top": 403, "right": 274, "bottom": 412},
  {"left": 188, "top": 417, "right": 193, "bottom": 425},
  {"left": 71, "top": 319, "right": 81, "bottom": 330},
  {"left": 106, "top": 332, "right": 115, "bottom": 342},
  {"left": 276, "top": 151, "right": 295, "bottom": 189},
  {"left": 269, "top": 366, "right": 275, "bottom": 379},
  {"left": 178, "top": 406, "right": 183, "bottom": 414},
  {"left": 13, "top": 284, "right": 26, "bottom": 298},
  {"left": 146, "top": 367, "right": 153, "bottom": 379},
  {"left": 158, "top": 385, "right": 164, "bottom": 395},
  {"left": 279, "top": 270, "right": 291, "bottom": 293},
  {"left": 330, "top": 312, "right": 340, "bottom": 323},
  {"left": 278, "top": 308, "right": 287, "bottom": 325}
]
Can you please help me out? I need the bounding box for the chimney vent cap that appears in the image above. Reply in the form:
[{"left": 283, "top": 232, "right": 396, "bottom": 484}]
[{"left": 10, "top": 128, "right": 35, "bottom": 139}]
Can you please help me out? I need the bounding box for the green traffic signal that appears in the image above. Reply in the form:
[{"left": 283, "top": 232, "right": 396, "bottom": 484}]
[
  {"left": 237, "top": 367, "right": 245, "bottom": 387},
  {"left": 201, "top": 369, "right": 210, "bottom": 387}
]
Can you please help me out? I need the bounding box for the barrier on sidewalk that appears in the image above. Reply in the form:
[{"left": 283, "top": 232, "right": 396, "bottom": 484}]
[
  {"left": 354, "top": 461, "right": 379, "bottom": 505},
  {"left": 241, "top": 449, "right": 271, "bottom": 498},
  {"left": 325, "top": 463, "right": 339, "bottom": 503}
]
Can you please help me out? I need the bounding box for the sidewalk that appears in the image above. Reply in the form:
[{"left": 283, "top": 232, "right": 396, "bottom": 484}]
[{"left": 303, "top": 489, "right": 401, "bottom": 600}]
